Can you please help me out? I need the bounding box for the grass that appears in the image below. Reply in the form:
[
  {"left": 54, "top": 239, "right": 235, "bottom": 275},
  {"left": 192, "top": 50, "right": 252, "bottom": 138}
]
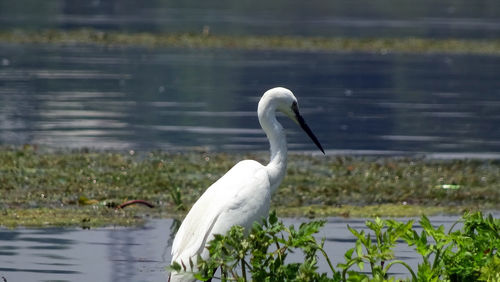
[
  {"left": 1, "top": 29, "right": 500, "bottom": 55},
  {"left": 0, "top": 146, "right": 498, "bottom": 228}
]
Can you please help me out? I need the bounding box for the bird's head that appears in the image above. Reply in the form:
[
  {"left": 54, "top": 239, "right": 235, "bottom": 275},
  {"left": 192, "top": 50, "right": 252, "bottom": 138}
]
[{"left": 260, "top": 87, "right": 325, "bottom": 154}]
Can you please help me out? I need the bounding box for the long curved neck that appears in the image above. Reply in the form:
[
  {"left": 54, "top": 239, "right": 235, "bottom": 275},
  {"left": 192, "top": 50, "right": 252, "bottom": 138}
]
[{"left": 258, "top": 104, "right": 288, "bottom": 193}]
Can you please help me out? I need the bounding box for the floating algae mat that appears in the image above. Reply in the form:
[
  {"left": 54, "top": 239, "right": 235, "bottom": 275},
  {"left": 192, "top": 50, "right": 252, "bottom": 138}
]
[
  {"left": 0, "top": 147, "right": 499, "bottom": 227},
  {"left": 1, "top": 29, "right": 500, "bottom": 55}
]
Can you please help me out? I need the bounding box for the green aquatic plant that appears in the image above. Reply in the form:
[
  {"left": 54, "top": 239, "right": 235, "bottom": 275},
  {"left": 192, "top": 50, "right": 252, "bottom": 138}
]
[
  {"left": 338, "top": 217, "right": 416, "bottom": 281},
  {"left": 403, "top": 212, "right": 500, "bottom": 281},
  {"left": 182, "top": 211, "right": 499, "bottom": 281},
  {"left": 171, "top": 211, "right": 340, "bottom": 281}
]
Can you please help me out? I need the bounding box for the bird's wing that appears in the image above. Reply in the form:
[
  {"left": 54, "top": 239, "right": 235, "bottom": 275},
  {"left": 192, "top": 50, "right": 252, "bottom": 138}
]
[
  {"left": 171, "top": 160, "right": 270, "bottom": 264},
  {"left": 171, "top": 186, "right": 221, "bottom": 263}
]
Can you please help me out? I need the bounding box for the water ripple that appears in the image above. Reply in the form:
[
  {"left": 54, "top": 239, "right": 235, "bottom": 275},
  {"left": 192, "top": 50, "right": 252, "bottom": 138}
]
[{"left": 151, "top": 125, "right": 262, "bottom": 135}]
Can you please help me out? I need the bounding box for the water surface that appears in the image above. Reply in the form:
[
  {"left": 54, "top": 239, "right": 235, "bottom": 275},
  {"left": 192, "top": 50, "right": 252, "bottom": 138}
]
[
  {"left": 0, "top": 215, "right": 475, "bottom": 282},
  {"left": 1, "top": 0, "right": 500, "bottom": 39},
  {"left": 1, "top": 44, "right": 500, "bottom": 156}
]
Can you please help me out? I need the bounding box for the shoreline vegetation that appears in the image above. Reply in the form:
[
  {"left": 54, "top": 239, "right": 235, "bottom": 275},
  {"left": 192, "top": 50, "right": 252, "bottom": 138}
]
[
  {"left": 1, "top": 29, "right": 500, "bottom": 55},
  {"left": 0, "top": 146, "right": 498, "bottom": 228}
]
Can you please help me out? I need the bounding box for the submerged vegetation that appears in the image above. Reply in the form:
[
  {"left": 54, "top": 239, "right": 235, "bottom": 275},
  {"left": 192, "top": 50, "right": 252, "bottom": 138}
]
[
  {"left": 1, "top": 29, "right": 500, "bottom": 55},
  {"left": 175, "top": 211, "right": 499, "bottom": 281},
  {"left": 0, "top": 146, "right": 498, "bottom": 228}
]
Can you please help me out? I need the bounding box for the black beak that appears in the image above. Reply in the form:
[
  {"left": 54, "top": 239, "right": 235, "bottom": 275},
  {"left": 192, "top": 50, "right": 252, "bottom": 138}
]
[{"left": 292, "top": 102, "right": 325, "bottom": 154}]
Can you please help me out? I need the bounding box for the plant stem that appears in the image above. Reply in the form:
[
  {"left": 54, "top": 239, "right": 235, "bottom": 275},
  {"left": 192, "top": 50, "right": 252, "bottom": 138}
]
[
  {"left": 244, "top": 260, "right": 252, "bottom": 269},
  {"left": 342, "top": 259, "right": 360, "bottom": 280},
  {"left": 230, "top": 269, "right": 239, "bottom": 280},
  {"left": 384, "top": 260, "right": 417, "bottom": 281},
  {"left": 317, "top": 245, "right": 335, "bottom": 273},
  {"left": 241, "top": 258, "right": 246, "bottom": 281},
  {"left": 432, "top": 248, "right": 441, "bottom": 271},
  {"left": 448, "top": 218, "right": 462, "bottom": 234}
]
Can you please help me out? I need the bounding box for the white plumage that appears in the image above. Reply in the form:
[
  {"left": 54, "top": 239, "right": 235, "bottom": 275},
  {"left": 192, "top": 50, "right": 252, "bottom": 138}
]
[{"left": 169, "top": 87, "right": 324, "bottom": 281}]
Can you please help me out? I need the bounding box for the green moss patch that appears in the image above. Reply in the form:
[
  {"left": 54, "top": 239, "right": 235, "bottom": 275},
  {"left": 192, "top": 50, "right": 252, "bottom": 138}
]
[
  {"left": 0, "top": 207, "right": 145, "bottom": 228},
  {"left": 1, "top": 29, "right": 500, "bottom": 55},
  {"left": 0, "top": 146, "right": 499, "bottom": 227},
  {"left": 277, "top": 204, "right": 479, "bottom": 218}
]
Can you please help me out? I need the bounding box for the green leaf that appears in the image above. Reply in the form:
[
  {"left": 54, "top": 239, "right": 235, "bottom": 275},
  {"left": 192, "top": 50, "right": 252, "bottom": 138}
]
[
  {"left": 357, "top": 260, "right": 364, "bottom": 271},
  {"left": 344, "top": 248, "right": 355, "bottom": 260},
  {"left": 269, "top": 210, "right": 278, "bottom": 225},
  {"left": 355, "top": 240, "right": 363, "bottom": 257}
]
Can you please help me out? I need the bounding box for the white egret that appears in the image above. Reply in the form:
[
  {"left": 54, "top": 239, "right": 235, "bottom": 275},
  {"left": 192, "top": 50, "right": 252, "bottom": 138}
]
[{"left": 169, "top": 87, "right": 324, "bottom": 281}]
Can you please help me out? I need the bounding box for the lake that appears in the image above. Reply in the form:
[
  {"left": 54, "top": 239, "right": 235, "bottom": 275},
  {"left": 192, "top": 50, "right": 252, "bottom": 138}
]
[
  {"left": 1, "top": 1, "right": 500, "bottom": 156},
  {"left": 1, "top": 44, "right": 500, "bottom": 156},
  {"left": 0, "top": 1, "right": 499, "bottom": 281},
  {"left": 1, "top": 0, "right": 500, "bottom": 39},
  {"left": 0, "top": 215, "right": 483, "bottom": 282}
]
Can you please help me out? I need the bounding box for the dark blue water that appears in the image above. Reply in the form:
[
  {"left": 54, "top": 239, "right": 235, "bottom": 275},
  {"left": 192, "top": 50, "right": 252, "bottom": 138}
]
[
  {"left": 1, "top": 0, "right": 500, "bottom": 39},
  {"left": 1, "top": 44, "right": 500, "bottom": 156}
]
